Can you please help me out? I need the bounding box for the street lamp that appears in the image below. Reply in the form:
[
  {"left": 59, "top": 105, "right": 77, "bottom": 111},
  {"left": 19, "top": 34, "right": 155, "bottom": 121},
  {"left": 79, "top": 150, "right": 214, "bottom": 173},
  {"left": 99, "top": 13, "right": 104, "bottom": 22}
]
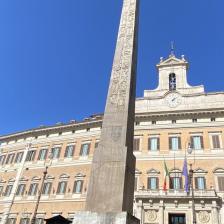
[
  {"left": 31, "top": 152, "right": 53, "bottom": 224},
  {"left": 30, "top": 166, "right": 48, "bottom": 224},
  {"left": 187, "top": 143, "right": 197, "bottom": 224}
]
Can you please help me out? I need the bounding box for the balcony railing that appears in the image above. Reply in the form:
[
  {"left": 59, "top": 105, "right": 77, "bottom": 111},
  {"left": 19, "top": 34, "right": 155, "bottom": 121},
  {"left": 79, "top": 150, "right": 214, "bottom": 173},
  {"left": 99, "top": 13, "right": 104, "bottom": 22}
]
[{"left": 135, "top": 188, "right": 219, "bottom": 198}]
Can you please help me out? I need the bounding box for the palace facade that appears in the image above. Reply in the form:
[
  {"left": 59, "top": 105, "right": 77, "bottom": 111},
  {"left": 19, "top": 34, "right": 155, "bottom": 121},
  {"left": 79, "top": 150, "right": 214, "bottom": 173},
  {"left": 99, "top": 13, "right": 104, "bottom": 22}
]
[{"left": 0, "top": 54, "right": 224, "bottom": 224}]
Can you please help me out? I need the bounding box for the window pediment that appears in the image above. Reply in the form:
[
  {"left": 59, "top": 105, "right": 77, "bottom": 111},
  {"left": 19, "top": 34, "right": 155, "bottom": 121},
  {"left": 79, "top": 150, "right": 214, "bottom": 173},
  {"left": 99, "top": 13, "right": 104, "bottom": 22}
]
[
  {"left": 213, "top": 168, "right": 224, "bottom": 174},
  {"left": 147, "top": 168, "right": 160, "bottom": 175},
  {"left": 194, "top": 168, "right": 207, "bottom": 174}
]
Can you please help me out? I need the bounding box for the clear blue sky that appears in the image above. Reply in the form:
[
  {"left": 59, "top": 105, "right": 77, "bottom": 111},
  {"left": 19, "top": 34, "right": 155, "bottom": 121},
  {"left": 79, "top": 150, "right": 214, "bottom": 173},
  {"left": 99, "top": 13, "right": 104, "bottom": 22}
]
[{"left": 0, "top": 0, "right": 223, "bottom": 135}]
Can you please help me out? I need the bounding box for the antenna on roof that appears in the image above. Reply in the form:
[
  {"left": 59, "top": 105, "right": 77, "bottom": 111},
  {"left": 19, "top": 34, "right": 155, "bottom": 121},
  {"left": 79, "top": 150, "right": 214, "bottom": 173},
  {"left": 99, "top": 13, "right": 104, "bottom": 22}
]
[{"left": 170, "top": 41, "right": 175, "bottom": 56}]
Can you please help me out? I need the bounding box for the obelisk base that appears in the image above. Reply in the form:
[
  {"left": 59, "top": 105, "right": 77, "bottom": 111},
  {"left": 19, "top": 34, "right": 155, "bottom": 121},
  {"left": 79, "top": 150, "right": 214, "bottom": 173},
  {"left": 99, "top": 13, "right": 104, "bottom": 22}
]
[{"left": 73, "top": 211, "right": 140, "bottom": 224}]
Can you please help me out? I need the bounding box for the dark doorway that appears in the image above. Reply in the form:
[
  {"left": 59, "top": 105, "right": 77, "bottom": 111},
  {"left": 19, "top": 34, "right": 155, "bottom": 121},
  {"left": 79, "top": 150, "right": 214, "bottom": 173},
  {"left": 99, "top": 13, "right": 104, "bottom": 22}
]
[{"left": 169, "top": 213, "right": 186, "bottom": 224}]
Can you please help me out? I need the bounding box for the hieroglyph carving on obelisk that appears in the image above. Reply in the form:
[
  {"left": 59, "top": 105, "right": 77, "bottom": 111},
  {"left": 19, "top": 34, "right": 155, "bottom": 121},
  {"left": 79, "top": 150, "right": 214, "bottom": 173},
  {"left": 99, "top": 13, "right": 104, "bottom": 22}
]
[{"left": 85, "top": 0, "right": 139, "bottom": 215}]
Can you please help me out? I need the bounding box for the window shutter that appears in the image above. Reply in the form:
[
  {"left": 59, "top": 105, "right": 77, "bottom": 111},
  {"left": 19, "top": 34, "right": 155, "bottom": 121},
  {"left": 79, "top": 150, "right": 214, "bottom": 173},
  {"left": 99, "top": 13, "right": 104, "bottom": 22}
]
[
  {"left": 31, "top": 150, "right": 36, "bottom": 161},
  {"left": 80, "top": 145, "right": 83, "bottom": 156},
  {"left": 147, "top": 177, "right": 150, "bottom": 189},
  {"left": 218, "top": 177, "right": 224, "bottom": 191},
  {"left": 194, "top": 177, "right": 198, "bottom": 189},
  {"left": 179, "top": 177, "right": 182, "bottom": 189},
  {"left": 87, "top": 144, "right": 90, "bottom": 155},
  {"left": 148, "top": 138, "right": 151, "bottom": 151},
  {"left": 169, "top": 177, "right": 173, "bottom": 189},
  {"left": 157, "top": 138, "right": 160, "bottom": 150},
  {"left": 56, "top": 182, "right": 61, "bottom": 194},
  {"left": 73, "top": 181, "right": 77, "bottom": 193},
  {"left": 64, "top": 148, "right": 68, "bottom": 157},
  {"left": 156, "top": 177, "right": 159, "bottom": 189},
  {"left": 190, "top": 136, "right": 194, "bottom": 149},
  {"left": 169, "top": 137, "right": 172, "bottom": 150},
  {"left": 57, "top": 148, "right": 61, "bottom": 158},
  {"left": 203, "top": 177, "right": 206, "bottom": 190},
  {"left": 178, "top": 137, "right": 182, "bottom": 150},
  {"left": 71, "top": 146, "right": 75, "bottom": 156},
  {"left": 212, "top": 135, "right": 220, "bottom": 149},
  {"left": 134, "top": 177, "right": 137, "bottom": 191},
  {"left": 80, "top": 180, "right": 83, "bottom": 193},
  {"left": 200, "top": 136, "right": 204, "bottom": 149},
  {"left": 133, "top": 139, "right": 140, "bottom": 151},
  {"left": 64, "top": 182, "right": 67, "bottom": 193}
]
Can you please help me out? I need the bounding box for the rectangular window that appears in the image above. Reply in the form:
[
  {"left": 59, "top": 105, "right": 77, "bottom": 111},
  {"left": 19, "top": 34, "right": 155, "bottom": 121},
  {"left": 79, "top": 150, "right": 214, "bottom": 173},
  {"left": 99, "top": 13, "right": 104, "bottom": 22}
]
[
  {"left": 212, "top": 135, "right": 221, "bottom": 149},
  {"left": 6, "top": 218, "right": 16, "bottom": 224},
  {"left": 195, "top": 177, "right": 206, "bottom": 190},
  {"left": 57, "top": 181, "right": 67, "bottom": 194},
  {"left": 38, "top": 149, "right": 48, "bottom": 160},
  {"left": 148, "top": 137, "right": 160, "bottom": 151},
  {"left": 42, "top": 182, "right": 52, "bottom": 195},
  {"left": 51, "top": 147, "right": 61, "bottom": 159},
  {"left": 80, "top": 144, "right": 90, "bottom": 156},
  {"left": 147, "top": 177, "right": 158, "bottom": 190},
  {"left": 170, "top": 177, "right": 182, "bottom": 190},
  {"left": 15, "top": 152, "right": 24, "bottom": 163},
  {"left": 64, "top": 145, "right": 74, "bottom": 158},
  {"left": 191, "top": 136, "right": 204, "bottom": 150},
  {"left": 5, "top": 154, "right": 15, "bottom": 165},
  {"left": 16, "top": 184, "right": 26, "bottom": 196},
  {"left": 4, "top": 185, "right": 13, "bottom": 196},
  {"left": 28, "top": 183, "right": 39, "bottom": 196},
  {"left": 73, "top": 180, "right": 83, "bottom": 193},
  {"left": 0, "top": 155, "right": 6, "bottom": 165},
  {"left": 133, "top": 139, "right": 140, "bottom": 151},
  {"left": 218, "top": 176, "right": 224, "bottom": 191},
  {"left": 169, "top": 137, "right": 181, "bottom": 151},
  {"left": 19, "top": 218, "right": 30, "bottom": 224},
  {"left": 26, "top": 150, "right": 36, "bottom": 161}
]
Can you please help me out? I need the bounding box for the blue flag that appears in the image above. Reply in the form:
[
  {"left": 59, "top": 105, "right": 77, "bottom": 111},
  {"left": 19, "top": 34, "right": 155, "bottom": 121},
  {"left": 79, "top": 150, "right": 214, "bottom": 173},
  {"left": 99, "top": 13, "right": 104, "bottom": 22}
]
[{"left": 182, "top": 157, "right": 189, "bottom": 192}]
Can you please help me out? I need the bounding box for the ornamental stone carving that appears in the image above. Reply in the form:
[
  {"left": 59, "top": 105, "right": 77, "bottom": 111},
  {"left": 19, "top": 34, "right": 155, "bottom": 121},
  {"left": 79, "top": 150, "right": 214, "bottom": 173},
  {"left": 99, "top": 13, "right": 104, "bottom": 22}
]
[
  {"left": 109, "top": 0, "right": 136, "bottom": 109},
  {"left": 145, "top": 210, "right": 157, "bottom": 223},
  {"left": 198, "top": 211, "right": 210, "bottom": 223}
]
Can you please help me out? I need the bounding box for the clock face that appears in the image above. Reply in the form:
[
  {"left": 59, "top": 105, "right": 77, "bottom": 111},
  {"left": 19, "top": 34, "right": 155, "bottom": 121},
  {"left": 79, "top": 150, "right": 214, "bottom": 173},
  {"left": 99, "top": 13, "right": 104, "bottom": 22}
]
[{"left": 165, "top": 93, "right": 182, "bottom": 108}]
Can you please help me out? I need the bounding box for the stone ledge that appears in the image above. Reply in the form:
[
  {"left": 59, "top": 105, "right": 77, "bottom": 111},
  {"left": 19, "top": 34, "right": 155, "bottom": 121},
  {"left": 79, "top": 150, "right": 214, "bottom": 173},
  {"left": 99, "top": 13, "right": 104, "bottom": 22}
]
[{"left": 73, "top": 211, "right": 140, "bottom": 224}]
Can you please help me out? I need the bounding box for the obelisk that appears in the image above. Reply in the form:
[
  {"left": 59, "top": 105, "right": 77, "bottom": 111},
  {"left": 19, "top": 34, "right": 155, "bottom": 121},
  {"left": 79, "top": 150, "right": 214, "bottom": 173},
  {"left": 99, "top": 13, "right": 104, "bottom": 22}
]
[{"left": 74, "top": 0, "right": 139, "bottom": 223}]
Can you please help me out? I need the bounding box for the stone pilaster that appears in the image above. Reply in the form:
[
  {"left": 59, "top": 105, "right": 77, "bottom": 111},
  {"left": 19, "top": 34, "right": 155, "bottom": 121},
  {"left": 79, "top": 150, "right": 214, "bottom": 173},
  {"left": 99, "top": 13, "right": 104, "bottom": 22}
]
[{"left": 159, "top": 200, "right": 164, "bottom": 224}]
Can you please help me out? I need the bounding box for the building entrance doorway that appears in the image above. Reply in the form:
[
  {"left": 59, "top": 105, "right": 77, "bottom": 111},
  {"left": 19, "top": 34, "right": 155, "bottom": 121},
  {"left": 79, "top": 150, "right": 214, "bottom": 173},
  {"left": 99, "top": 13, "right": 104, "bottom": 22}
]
[{"left": 169, "top": 213, "right": 186, "bottom": 224}]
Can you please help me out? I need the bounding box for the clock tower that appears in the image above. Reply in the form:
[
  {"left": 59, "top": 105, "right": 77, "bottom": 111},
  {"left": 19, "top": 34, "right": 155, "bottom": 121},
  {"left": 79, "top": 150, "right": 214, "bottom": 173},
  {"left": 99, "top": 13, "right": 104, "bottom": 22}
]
[{"left": 144, "top": 53, "right": 205, "bottom": 99}]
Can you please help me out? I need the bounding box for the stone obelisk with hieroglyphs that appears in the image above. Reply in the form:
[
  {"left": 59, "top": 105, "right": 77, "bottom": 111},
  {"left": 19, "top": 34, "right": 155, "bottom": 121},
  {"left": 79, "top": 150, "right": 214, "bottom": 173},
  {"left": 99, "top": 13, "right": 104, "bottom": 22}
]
[{"left": 74, "top": 0, "right": 139, "bottom": 223}]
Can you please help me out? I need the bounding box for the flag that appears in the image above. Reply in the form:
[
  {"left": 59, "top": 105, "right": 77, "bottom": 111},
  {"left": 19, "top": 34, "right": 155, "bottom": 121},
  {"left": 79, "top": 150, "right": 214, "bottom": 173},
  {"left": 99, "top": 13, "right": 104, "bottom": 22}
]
[
  {"left": 163, "top": 160, "right": 169, "bottom": 191},
  {"left": 182, "top": 157, "right": 189, "bottom": 192}
]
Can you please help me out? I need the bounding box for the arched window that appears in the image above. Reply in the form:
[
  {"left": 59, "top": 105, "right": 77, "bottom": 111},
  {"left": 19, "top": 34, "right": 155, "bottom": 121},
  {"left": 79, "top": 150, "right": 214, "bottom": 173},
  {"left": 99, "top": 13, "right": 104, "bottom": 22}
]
[{"left": 169, "top": 73, "right": 176, "bottom": 91}]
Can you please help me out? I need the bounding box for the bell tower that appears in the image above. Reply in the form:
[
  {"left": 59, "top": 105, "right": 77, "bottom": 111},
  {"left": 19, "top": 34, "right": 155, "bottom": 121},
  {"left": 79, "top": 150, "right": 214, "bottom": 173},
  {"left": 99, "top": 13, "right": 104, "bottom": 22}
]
[{"left": 144, "top": 53, "right": 205, "bottom": 98}]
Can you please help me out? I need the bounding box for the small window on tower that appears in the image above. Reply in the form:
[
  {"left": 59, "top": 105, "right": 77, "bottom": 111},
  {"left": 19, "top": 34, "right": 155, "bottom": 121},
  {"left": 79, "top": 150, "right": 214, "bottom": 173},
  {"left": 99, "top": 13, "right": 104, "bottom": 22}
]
[{"left": 169, "top": 73, "right": 176, "bottom": 91}]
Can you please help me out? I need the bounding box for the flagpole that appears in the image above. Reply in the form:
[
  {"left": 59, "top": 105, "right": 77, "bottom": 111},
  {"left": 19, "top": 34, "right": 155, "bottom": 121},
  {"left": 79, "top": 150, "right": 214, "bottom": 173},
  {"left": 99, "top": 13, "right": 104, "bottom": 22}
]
[{"left": 185, "top": 140, "right": 197, "bottom": 224}]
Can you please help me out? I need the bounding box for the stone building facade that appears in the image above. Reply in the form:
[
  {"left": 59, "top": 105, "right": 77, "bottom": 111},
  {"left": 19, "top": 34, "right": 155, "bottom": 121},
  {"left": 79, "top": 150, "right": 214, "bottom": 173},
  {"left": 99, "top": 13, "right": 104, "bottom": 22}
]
[{"left": 0, "top": 54, "right": 224, "bottom": 224}]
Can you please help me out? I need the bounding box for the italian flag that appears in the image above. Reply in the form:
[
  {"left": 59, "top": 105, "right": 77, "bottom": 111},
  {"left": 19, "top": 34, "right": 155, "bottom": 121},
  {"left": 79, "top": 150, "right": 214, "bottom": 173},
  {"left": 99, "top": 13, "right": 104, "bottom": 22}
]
[{"left": 163, "top": 160, "right": 169, "bottom": 191}]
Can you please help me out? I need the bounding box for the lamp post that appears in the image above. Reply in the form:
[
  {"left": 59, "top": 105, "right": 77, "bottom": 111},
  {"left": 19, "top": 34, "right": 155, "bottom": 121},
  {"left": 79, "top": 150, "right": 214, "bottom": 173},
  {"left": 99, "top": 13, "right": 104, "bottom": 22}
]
[
  {"left": 31, "top": 166, "right": 48, "bottom": 224},
  {"left": 187, "top": 144, "right": 197, "bottom": 224},
  {"left": 189, "top": 164, "right": 196, "bottom": 224}
]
